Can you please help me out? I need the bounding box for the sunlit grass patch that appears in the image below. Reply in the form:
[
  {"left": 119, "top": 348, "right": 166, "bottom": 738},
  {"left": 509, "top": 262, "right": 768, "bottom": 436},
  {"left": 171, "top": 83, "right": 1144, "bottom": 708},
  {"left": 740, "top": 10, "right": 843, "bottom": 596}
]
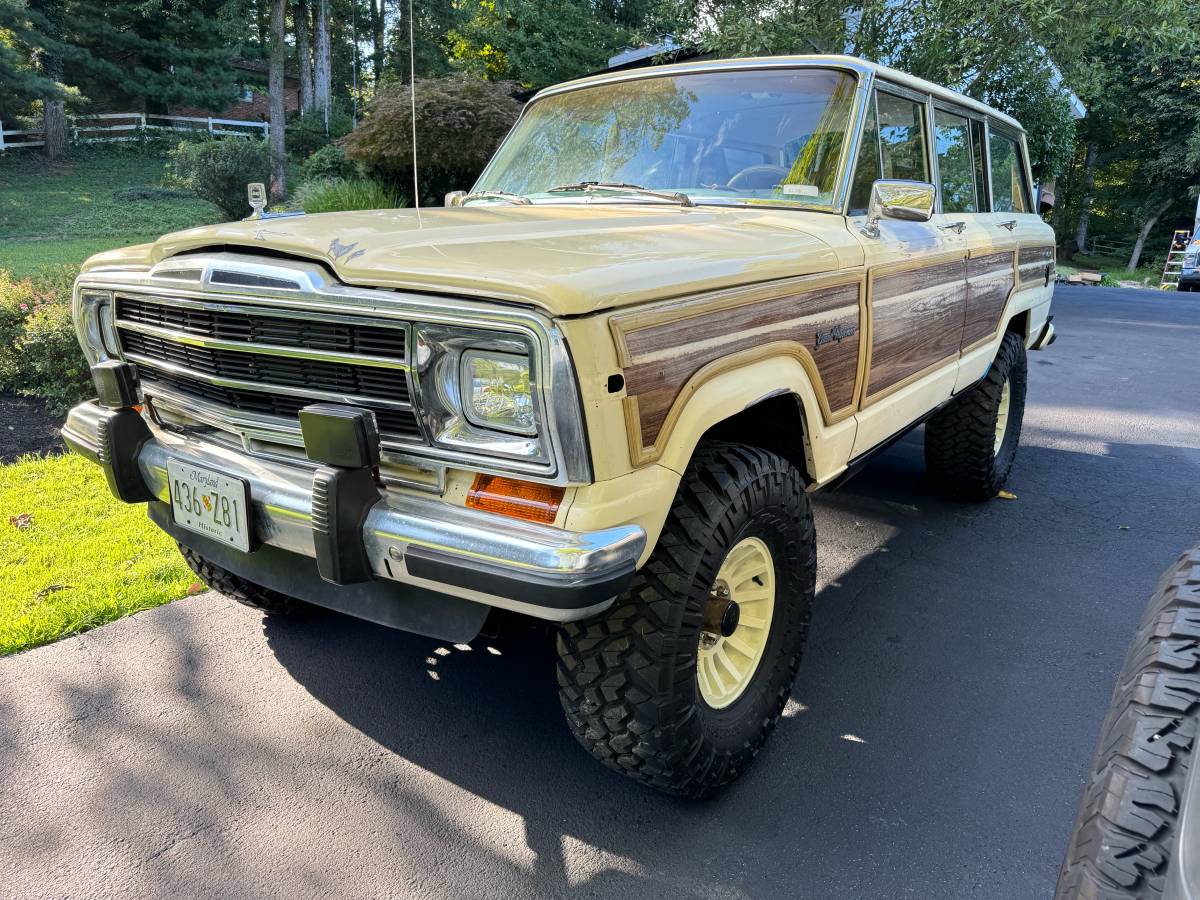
[{"left": 0, "top": 452, "right": 193, "bottom": 655}]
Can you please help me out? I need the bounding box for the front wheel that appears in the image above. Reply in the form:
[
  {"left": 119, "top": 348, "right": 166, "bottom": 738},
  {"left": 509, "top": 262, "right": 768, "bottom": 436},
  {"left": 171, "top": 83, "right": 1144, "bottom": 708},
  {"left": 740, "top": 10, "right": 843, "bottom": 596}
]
[
  {"left": 924, "top": 329, "right": 1028, "bottom": 501},
  {"left": 556, "top": 442, "right": 815, "bottom": 798},
  {"left": 178, "top": 544, "right": 304, "bottom": 616}
]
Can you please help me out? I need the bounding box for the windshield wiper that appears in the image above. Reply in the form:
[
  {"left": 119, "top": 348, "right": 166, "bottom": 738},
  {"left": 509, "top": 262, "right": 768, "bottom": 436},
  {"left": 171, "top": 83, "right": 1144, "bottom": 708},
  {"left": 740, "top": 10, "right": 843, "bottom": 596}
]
[
  {"left": 547, "top": 181, "right": 695, "bottom": 208},
  {"left": 460, "top": 190, "right": 532, "bottom": 206}
]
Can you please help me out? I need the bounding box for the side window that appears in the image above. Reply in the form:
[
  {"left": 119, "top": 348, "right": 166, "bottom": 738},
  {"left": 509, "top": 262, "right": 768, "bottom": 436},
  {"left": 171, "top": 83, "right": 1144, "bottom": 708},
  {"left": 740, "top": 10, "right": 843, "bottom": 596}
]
[
  {"left": 934, "top": 109, "right": 977, "bottom": 213},
  {"left": 971, "top": 120, "right": 988, "bottom": 211},
  {"left": 848, "top": 95, "right": 881, "bottom": 215},
  {"left": 988, "top": 130, "right": 1031, "bottom": 213},
  {"left": 876, "top": 91, "right": 928, "bottom": 183}
]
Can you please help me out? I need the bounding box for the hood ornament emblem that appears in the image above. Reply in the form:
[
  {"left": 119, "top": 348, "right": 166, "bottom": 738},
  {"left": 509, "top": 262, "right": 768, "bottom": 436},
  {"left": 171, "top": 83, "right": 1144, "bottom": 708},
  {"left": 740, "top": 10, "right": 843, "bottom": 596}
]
[
  {"left": 243, "top": 182, "right": 305, "bottom": 221},
  {"left": 328, "top": 238, "right": 367, "bottom": 263}
]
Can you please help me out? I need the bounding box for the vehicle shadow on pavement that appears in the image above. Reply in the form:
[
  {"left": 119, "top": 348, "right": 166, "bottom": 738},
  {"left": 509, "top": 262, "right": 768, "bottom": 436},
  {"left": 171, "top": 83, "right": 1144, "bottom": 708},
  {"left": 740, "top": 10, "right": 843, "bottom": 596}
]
[{"left": 262, "top": 432, "right": 1200, "bottom": 899}]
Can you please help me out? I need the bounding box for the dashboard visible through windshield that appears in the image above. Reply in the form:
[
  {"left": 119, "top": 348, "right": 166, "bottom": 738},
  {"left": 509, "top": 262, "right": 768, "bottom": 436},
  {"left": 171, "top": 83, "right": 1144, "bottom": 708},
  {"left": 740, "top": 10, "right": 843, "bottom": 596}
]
[{"left": 471, "top": 67, "right": 859, "bottom": 210}]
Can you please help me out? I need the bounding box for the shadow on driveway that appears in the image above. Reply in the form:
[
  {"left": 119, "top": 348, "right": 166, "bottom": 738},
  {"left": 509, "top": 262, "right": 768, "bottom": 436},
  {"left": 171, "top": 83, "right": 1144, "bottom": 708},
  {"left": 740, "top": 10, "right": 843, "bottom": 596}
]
[{"left": 259, "top": 435, "right": 1200, "bottom": 898}]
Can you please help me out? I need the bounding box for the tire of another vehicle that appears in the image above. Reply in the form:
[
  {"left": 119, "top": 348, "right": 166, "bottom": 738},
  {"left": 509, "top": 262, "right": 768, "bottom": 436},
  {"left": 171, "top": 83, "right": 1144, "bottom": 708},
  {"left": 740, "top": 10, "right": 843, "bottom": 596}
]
[
  {"left": 178, "top": 543, "right": 304, "bottom": 615},
  {"left": 1056, "top": 546, "right": 1200, "bottom": 899},
  {"left": 924, "top": 329, "right": 1027, "bottom": 501},
  {"left": 556, "top": 441, "right": 816, "bottom": 798}
]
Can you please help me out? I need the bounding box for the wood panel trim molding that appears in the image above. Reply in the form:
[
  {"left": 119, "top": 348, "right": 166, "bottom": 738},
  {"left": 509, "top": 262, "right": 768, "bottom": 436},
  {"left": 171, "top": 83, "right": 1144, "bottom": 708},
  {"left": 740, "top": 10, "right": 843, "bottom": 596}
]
[
  {"left": 610, "top": 271, "right": 865, "bottom": 467},
  {"left": 1017, "top": 243, "right": 1055, "bottom": 289},
  {"left": 960, "top": 249, "right": 1018, "bottom": 354},
  {"left": 860, "top": 249, "right": 968, "bottom": 408}
]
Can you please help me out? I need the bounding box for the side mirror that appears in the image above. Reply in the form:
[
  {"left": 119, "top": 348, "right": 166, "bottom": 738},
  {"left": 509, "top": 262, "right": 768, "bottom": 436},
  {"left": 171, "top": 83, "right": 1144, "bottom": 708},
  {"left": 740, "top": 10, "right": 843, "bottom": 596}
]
[
  {"left": 445, "top": 190, "right": 466, "bottom": 208},
  {"left": 862, "top": 179, "right": 936, "bottom": 238}
]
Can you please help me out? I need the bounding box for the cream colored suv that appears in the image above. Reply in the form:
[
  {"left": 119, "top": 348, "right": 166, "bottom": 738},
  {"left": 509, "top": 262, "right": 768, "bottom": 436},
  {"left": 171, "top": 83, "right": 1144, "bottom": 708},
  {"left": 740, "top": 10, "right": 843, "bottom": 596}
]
[{"left": 64, "top": 54, "right": 1056, "bottom": 797}]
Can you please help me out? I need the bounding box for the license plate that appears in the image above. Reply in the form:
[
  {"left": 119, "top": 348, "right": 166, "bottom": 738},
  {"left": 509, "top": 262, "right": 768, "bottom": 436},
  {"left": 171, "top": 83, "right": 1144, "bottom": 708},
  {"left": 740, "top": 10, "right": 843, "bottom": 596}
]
[{"left": 167, "top": 459, "right": 251, "bottom": 553}]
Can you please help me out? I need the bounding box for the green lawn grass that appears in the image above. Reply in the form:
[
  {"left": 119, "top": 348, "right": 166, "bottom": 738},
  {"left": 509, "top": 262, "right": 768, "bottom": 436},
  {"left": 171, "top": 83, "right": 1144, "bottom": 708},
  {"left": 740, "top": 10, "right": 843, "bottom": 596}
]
[
  {"left": 0, "top": 149, "right": 221, "bottom": 277},
  {"left": 0, "top": 453, "right": 194, "bottom": 656}
]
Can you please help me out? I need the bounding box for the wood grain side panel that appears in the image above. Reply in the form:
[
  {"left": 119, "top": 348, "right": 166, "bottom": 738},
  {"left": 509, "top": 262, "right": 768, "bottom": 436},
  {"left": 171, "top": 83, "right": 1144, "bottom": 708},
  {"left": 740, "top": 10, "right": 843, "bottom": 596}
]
[
  {"left": 962, "top": 250, "right": 1016, "bottom": 348},
  {"left": 1018, "top": 245, "right": 1054, "bottom": 288},
  {"left": 614, "top": 279, "right": 862, "bottom": 455},
  {"left": 866, "top": 257, "right": 967, "bottom": 399}
]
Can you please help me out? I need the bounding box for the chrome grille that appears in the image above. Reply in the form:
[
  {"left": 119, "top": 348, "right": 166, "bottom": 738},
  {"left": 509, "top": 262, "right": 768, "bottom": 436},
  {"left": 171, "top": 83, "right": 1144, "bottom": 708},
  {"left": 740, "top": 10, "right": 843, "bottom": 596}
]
[
  {"left": 117, "top": 295, "right": 407, "bottom": 357},
  {"left": 114, "top": 293, "right": 423, "bottom": 445}
]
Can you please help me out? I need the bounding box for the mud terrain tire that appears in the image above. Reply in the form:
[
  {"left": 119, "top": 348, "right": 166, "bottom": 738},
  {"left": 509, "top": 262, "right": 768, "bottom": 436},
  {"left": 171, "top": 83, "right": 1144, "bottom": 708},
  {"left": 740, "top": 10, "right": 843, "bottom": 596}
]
[
  {"left": 556, "top": 442, "right": 815, "bottom": 798},
  {"left": 178, "top": 543, "right": 304, "bottom": 615},
  {"left": 1056, "top": 546, "right": 1200, "bottom": 898},
  {"left": 924, "top": 329, "right": 1027, "bottom": 500}
]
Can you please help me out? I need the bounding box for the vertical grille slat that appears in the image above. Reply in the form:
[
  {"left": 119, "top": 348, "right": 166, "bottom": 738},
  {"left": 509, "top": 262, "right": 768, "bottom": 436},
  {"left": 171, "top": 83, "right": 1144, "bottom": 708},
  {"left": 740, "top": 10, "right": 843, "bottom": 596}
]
[{"left": 115, "top": 294, "right": 422, "bottom": 444}]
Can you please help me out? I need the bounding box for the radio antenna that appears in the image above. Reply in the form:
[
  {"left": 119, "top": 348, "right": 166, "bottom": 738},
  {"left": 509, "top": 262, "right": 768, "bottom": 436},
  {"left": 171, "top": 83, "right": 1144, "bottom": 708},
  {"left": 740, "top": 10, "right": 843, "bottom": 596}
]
[{"left": 408, "top": 0, "right": 421, "bottom": 219}]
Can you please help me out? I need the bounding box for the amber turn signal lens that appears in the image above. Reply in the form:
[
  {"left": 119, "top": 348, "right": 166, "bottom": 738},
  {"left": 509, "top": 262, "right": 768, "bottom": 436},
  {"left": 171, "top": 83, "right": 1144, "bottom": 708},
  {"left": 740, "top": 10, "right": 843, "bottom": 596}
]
[{"left": 466, "top": 474, "right": 564, "bottom": 524}]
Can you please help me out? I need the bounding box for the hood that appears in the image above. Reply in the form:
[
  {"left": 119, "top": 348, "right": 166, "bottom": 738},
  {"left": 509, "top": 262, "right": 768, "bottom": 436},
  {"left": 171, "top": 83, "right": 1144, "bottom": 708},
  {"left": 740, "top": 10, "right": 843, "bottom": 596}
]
[{"left": 82, "top": 205, "right": 850, "bottom": 316}]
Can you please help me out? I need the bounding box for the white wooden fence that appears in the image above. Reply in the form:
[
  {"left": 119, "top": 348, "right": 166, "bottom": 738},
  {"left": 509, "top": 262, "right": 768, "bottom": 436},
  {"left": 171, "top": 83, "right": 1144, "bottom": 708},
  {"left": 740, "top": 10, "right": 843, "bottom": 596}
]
[{"left": 0, "top": 112, "right": 268, "bottom": 151}]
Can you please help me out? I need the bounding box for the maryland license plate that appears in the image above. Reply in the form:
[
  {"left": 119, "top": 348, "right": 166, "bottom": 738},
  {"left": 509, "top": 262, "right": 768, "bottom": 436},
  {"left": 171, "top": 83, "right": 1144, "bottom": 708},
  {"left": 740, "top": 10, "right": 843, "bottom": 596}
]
[{"left": 167, "top": 459, "right": 251, "bottom": 553}]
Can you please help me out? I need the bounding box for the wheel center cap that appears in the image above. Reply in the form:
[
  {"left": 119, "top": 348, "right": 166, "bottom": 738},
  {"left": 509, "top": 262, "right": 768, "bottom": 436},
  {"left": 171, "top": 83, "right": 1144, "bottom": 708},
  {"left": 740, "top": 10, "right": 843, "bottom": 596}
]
[{"left": 702, "top": 589, "right": 741, "bottom": 638}]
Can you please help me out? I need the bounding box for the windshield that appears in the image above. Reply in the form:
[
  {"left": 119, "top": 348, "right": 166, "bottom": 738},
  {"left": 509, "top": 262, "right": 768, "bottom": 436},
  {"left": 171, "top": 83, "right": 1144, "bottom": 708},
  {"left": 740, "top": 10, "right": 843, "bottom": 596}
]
[{"left": 473, "top": 68, "right": 858, "bottom": 209}]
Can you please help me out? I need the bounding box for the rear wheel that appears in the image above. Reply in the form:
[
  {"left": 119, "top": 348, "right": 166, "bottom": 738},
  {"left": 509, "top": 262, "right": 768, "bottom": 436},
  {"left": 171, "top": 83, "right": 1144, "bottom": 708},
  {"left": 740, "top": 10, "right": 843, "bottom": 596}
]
[
  {"left": 556, "top": 442, "right": 815, "bottom": 798},
  {"left": 924, "top": 330, "right": 1027, "bottom": 501},
  {"left": 178, "top": 544, "right": 303, "bottom": 616}
]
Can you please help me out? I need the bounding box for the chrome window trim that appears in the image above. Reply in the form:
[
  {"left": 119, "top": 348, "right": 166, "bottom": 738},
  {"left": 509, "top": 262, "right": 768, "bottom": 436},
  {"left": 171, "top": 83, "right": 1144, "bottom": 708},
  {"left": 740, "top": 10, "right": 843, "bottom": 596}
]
[
  {"left": 75, "top": 252, "right": 593, "bottom": 485},
  {"left": 531, "top": 55, "right": 1024, "bottom": 132}
]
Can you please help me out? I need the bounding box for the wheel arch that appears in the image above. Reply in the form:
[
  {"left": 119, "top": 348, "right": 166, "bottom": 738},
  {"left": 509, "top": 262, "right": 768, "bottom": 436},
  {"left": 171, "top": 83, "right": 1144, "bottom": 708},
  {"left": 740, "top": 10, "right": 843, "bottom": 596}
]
[{"left": 651, "top": 354, "right": 848, "bottom": 483}]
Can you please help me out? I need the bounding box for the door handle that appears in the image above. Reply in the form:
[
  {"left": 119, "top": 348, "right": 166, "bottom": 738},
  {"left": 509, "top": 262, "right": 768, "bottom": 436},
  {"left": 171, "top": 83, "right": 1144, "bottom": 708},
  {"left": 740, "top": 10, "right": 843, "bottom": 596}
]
[
  {"left": 939, "top": 221, "right": 967, "bottom": 234},
  {"left": 997, "top": 219, "right": 1018, "bottom": 231}
]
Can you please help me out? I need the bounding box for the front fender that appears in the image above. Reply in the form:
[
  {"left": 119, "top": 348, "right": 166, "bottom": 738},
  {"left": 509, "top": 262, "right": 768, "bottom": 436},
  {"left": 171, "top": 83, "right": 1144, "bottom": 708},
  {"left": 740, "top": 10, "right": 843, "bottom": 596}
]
[{"left": 652, "top": 352, "right": 857, "bottom": 483}]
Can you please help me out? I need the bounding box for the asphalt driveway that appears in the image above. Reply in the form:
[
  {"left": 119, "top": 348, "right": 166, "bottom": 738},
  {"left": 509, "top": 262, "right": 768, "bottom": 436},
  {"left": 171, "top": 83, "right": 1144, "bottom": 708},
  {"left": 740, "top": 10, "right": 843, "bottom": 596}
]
[{"left": 3, "top": 284, "right": 1199, "bottom": 899}]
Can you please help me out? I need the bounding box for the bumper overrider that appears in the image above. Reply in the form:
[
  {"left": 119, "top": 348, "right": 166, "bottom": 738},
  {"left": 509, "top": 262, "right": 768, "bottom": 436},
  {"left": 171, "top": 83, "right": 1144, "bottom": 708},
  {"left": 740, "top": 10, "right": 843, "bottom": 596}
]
[{"left": 62, "top": 365, "right": 645, "bottom": 642}]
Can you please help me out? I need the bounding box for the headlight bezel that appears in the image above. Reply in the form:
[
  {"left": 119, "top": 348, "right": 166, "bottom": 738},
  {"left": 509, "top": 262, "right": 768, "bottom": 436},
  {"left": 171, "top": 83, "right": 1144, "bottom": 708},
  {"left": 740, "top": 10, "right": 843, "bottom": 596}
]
[
  {"left": 72, "top": 287, "right": 120, "bottom": 364},
  {"left": 411, "top": 322, "right": 558, "bottom": 473}
]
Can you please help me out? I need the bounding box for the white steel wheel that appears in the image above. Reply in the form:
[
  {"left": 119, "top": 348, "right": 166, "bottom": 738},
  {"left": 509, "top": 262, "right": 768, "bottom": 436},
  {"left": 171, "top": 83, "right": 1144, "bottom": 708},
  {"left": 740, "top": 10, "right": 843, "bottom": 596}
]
[
  {"left": 994, "top": 379, "right": 1012, "bottom": 454},
  {"left": 697, "top": 536, "right": 776, "bottom": 709}
]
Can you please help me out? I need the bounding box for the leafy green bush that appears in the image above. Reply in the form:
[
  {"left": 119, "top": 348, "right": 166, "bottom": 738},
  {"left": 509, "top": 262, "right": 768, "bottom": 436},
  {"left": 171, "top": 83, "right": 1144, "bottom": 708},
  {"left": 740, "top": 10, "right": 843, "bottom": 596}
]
[
  {"left": 294, "top": 177, "right": 403, "bottom": 214},
  {"left": 342, "top": 76, "right": 522, "bottom": 203},
  {"left": 166, "top": 138, "right": 271, "bottom": 220},
  {"left": 287, "top": 107, "right": 354, "bottom": 158},
  {"left": 299, "top": 144, "right": 359, "bottom": 183},
  {"left": 0, "top": 267, "right": 91, "bottom": 417}
]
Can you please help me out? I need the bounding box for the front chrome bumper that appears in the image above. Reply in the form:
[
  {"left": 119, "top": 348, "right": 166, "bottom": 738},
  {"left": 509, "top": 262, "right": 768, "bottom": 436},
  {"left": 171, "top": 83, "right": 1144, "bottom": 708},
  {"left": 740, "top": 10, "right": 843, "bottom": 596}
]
[{"left": 63, "top": 400, "right": 645, "bottom": 626}]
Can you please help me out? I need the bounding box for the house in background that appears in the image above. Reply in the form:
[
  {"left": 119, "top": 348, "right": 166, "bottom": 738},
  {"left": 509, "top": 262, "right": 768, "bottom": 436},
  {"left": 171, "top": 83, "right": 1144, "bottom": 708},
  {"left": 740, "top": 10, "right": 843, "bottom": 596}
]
[{"left": 168, "top": 58, "right": 299, "bottom": 121}]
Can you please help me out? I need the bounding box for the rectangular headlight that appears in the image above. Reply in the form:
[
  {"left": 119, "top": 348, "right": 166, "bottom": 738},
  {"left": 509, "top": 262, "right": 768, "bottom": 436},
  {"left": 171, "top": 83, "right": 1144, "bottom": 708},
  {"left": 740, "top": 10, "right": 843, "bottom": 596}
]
[{"left": 460, "top": 349, "right": 535, "bottom": 435}]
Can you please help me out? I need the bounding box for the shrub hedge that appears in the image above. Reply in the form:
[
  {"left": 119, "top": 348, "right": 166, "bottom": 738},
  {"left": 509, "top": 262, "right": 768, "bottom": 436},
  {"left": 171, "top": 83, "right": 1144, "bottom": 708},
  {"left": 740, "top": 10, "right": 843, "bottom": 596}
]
[
  {"left": 0, "top": 267, "right": 91, "bottom": 417},
  {"left": 342, "top": 75, "right": 522, "bottom": 203},
  {"left": 166, "top": 138, "right": 272, "bottom": 220},
  {"left": 293, "top": 177, "right": 402, "bottom": 213},
  {"left": 299, "top": 144, "right": 359, "bottom": 183}
]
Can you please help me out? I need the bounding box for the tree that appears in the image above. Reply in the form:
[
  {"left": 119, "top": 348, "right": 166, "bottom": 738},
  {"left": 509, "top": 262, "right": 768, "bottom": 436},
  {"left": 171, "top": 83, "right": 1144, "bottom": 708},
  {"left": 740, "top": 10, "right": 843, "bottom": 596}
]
[
  {"left": 295, "top": 0, "right": 313, "bottom": 111},
  {"left": 268, "top": 0, "right": 287, "bottom": 198},
  {"left": 29, "top": 0, "right": 65, "bottom": 159},
  {"left": 451, "top": 0, "right": 648, "bottom": 88},
  {"left": 314, "top": 0, "right": 331, "bottom": 128},
  {"left": 1053, "top": 35, "right": 1200, "bottom": 267},
  {"left": 342, "top": 75, "right": 522, "bottom": 202},
  {"left": 366, "top": 0, "right": 384, "bottom": 86}
]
